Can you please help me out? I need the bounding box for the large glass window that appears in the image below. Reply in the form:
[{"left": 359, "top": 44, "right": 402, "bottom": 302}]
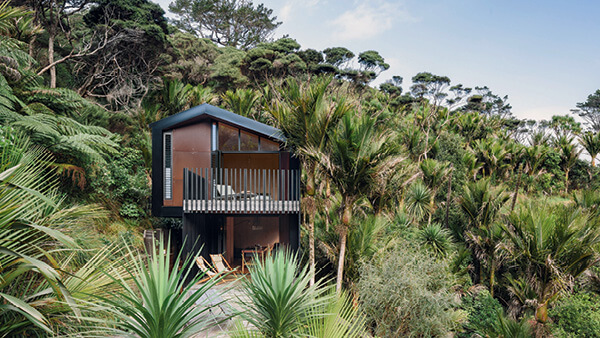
[
  {"left": 260, "top": 138, "right": 279, "bottom": 151},
  {"left": 240, "top": 130, "right": 259, "bottom": 151},
  {"left": 217, "top": 122, "right": 281, "bottom": 152},
  {"left": 218, "top": 124, "right": 239, "bottom": 151}
]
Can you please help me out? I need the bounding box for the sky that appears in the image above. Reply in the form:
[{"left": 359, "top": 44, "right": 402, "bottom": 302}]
[{"left": 155, "top": 0, "right": 600, "bottom": 121}]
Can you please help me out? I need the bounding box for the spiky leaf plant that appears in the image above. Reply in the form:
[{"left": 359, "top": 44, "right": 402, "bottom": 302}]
[
  {"left": 304, "top": 290, "right": 366, "bottom": 338},
  {"left": 236, "top": 250, "right": 330, "bottom": 337},
  {"left": 91, "top": 236, "right": 228, "bottom": 338},
  {"left": 0, "top": 132, "right": 109, "bottom": 336},
  {"left": 418, "top": 223, "right": 454, "bottom": 257}
]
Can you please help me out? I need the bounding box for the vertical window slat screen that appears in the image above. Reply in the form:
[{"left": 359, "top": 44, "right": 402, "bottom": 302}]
[{"left": 164, "top": 132, "right": 173, "bottom": 200}]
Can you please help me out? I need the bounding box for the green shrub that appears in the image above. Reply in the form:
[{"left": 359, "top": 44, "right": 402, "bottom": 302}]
[
  {"left": 460, "top": 289, "right": 502, "bottom": 336},
  {"left": 549, "top": 292, "right": 600, "bottom": 337},
  {"left": 357, "top": 240, "right": 462, "bottom": 337},
  {"left": 89, "top": 147, "right": 150, "bottom": 221}
]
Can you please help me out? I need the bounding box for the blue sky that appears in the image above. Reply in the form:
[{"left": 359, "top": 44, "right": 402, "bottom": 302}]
[{"left": 155, "top": 0, "right": 600, "bottom": 121}]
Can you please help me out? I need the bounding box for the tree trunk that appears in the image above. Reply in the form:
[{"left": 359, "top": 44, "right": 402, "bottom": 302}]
[
  {"left": 565, "top": 169, "right": 570, "bottom": 194},
  {"left": 48, "top": 28, "right": 56, "bottom": 88},
  {"left": 511, "top": 165, "right": 522, "bottom": 211},
  {"left": 336, "top": 227, "right": 347, "bottom": 294},
  {"left": 592, "top": 156, "right": 596, "bottom": 167},
  {"left": 445, "top": 166, "right": 453, "bottom": 229},
  {"left": 427, "top": 195, "right": 434, "bottom": 225},
  {"left": 490, "top": 259, "right": 495, "bottom": 298}
]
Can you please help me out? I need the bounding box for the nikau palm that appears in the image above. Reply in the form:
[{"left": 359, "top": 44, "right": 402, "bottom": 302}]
[
  {"left": 459, "top": 178, "right": 509, "bottom": 296},
  {"left": 502, "top": 204, "right": 600, "bottom": 323},
  {"left": 317, "top": 113, "right": 403, "bottom": 292},
  {"left": 579, "top": 131, "right": 600, "bottom": 167},
  {"left": 267, "top": 76, "right": 349, "bottom": 285}
]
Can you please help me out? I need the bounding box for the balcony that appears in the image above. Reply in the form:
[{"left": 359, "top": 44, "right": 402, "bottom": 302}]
[{"left": 183, "top": 168, "right": 300, "bottom": 214}]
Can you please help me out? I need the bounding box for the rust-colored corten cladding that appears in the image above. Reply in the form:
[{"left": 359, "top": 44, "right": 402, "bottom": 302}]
[{"left": 164, "top": 122, "right": 211, "bottom": 207}]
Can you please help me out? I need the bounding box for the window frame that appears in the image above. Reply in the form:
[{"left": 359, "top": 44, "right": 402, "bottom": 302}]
[{"left": 163, "top": 131, "right": 173, "bottom": 200}]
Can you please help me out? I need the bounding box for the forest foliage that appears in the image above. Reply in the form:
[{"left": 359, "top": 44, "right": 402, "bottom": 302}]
[{"left": 2, "top": 0, "right": 600, "bottom": 336}]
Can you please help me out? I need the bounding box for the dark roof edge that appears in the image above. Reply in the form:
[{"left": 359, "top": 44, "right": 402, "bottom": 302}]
[{"left": 149, "top": 103, "right": 285, "bottom": 142}]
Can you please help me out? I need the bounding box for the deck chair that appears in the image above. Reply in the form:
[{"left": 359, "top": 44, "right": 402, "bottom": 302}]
[
  {"left": 210, "top": 253, "right": 239, "bottom": 276},
  {"left": 196, "top": 256, "right": 217, "bottom": 284}
]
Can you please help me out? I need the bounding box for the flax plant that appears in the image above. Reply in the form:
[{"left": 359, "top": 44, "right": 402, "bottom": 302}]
[{"left": 92, "top": 236, "right": 228, "bottom": 338}]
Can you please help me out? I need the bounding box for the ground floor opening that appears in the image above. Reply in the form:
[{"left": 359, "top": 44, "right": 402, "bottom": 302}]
[{"left": 182, "top": 213, "right": 300, "bottom": 272}]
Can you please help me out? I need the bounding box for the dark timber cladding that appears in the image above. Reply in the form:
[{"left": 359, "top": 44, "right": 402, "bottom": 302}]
[{"left": 150, "top": 103, "right": 301, "bottom": 265}]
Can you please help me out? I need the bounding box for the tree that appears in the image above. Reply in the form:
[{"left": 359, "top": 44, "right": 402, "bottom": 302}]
[
  {"left": 266, "top": 76, "right": 349, "bottom": 286},
  {"left": 169, "top": 0, "right": 281, "bottom": 49},
  {"left": 322, "top": 47, "right": 354, "bottom": 68},
  {"left": 379, "top": 75, "right": 402, "bottom": 96},
  {"left": 76, "top": 0, "right": 169, "bottom": 108},
  {"left": 579, "top": 131, "right": 600, "bottom": 167},
  {"left": 554, "top": 135, "right": 581, "bottom": 193},
  {"left": 319, "top": 113, "right": 402, "bottom": 292},
  {"left": 546, "top": 115, "right": 582, "bottom": 139},
  {"left": 459, "top": 178, "right": 510, "bottom": 295},
  {"left": 502, "top": 204, "right": 600, "bottom": 324},
  {"left": 357, "top": 50, "right": 389, "bottom": 76},
  {"left": 575, "top": 89, "right": 600, "bottom": 132},
  {"left": 463, "top": 86, "right": 512, "bottom": 118},
  {"left": 419, "top": 159, "right": 450, "bottom": 224},
  {"left": 24, "top": 0, "right": 91, "bottom": 88},
  {"left": 410, "top": 72, "right": 451, "bottom": 109}
]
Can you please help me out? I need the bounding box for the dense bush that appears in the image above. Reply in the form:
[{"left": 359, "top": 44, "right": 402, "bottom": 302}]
[
  {"left": 89, "top": 147, "right": 150, "bottom": 220},
  {"left": 357, "top": 240, "right": 463, "bottom": 337},
  {"left": 549, "top": 292, "right": 600, "bottom": 337},
  {"left": 460, "top": 289, "right": 503, "bottom": 336}
]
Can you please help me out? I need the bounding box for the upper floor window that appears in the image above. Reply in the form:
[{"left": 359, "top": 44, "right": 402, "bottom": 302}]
[{"left": 217, "top": 122, "right": 279, "bottom": 152}]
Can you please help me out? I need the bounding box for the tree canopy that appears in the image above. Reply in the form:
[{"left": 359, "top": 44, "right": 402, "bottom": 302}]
[{"left": 169, "top": 0, "right": 281, "bottom": 49}]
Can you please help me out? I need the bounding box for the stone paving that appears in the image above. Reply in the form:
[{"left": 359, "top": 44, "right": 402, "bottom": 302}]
[{"left": 189, "top": 277, "right": 251, "bottom": 338}]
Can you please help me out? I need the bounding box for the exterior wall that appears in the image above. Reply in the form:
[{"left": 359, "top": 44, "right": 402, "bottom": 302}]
[
  {"left": 222, "top": 153, "right": 279, "bottom": 170},
  {"left": 164, "top": 122, "right": 212, "bottom": 207},
  {"left": 233, "top": 216, "right": 280, "bottom": 250}
]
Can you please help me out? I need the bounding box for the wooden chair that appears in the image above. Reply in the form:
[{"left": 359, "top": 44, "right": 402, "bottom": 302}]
[
  {"left": 210, "top": 253, "right": 239, "bottom": 276},
  {"left": 196, "top": 256, "right": 217, "bottom": 284}
]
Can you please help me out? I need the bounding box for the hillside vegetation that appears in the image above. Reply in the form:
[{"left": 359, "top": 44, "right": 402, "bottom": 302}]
[{"left": 1, "top": 0, "right": 600, "bottom": 336}]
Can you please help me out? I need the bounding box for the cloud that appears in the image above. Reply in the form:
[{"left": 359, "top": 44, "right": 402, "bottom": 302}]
[
  {"left": 280, "top": 3, "right": 293, "bottom": 22},
  {"left": 329, "top": 1, "right": 416, "bottom": 41},
  {"left": 278, "top": 0, "right": 321, "bottom": 23}
]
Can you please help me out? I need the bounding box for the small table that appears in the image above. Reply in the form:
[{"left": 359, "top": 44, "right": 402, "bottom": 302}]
[{"left": 241, "top": 247, "right": 269, "bottom": 273}]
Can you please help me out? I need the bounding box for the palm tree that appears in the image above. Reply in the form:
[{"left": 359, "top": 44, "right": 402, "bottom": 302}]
[
  {"left": 554, "top": 135, "right": 581, "bottom": 193},
  {"left": 318, "top": 113, "right": 402, "bottom": 292},
  {"left": 222, "top": 88, "right": 262, "bottom": 120},
  {"left": 502, "top": 203, "right": 600, "bottom": 323},
  {"left": 473, "top": 138, "right": 511, "bottom": 178},
  {"left": 579, "top": 131, "right": 600, "bottom": 167},
  {"left": 146, "top": 78, "right": 194, "bottom": 116},
  {"left": 420, "top": 158, "right": 450, "bottom": 224},
  {"left": 459, "top": 178, "right": 509, "bottom": 296},
  {"left": 266, "top": 76, "right": 350, "bottom": 285}
]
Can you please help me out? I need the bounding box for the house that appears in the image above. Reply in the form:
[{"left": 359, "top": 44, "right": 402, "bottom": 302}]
[{"left": 150, "top": 104, "right": 300, "bottom": 265}]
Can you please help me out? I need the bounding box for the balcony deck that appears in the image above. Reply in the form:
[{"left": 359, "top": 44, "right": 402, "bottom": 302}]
[{"left": 183, "top": 167, "right": 300, "bottom": 214}]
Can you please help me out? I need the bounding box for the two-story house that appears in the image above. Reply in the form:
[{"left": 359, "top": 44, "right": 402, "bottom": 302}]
[{"left": 150, "top": 104, "right": 300, "bottom": 265}]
